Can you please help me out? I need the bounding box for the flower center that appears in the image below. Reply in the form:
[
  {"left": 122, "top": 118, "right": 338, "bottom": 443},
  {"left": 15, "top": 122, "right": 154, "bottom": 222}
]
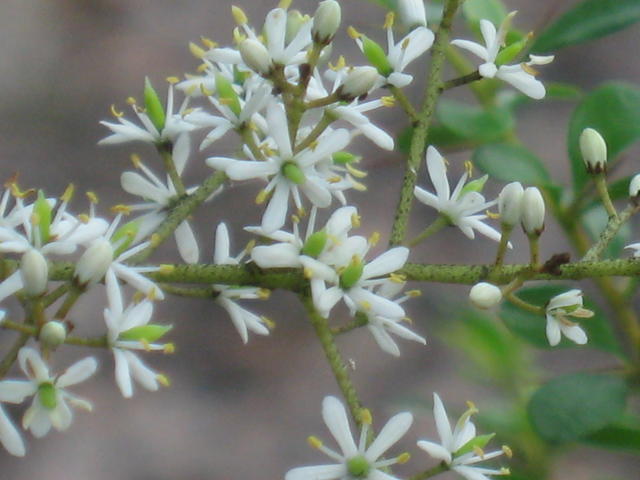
[
  {"left": 38, "top": 382, "right": 58, "bottom": 410},
  {"left": 346, "top": 455, "right": 371, "bottom": 478},
  {"left": 339, "top": 257, "right": 363, "bottom": 290},
  {"left": 301, "top": 231, "right": 328, "bottom": 258},
  {"left": 282, "top": 162, "right": 306, "bottom": 185}
]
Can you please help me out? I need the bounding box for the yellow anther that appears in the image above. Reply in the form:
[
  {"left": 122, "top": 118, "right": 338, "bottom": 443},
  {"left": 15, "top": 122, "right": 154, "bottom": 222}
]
[
  {"left": 381, "top": 95, "right": 396, "bottom": 107},
  {"left": 111, "top": 204, "right": 132, "bottom": 215},
  {"left": 351, "top": 179, "right": 368, "bottom": 191},
  {"left": 486, "top": 209, "right": 500, "bottom": 219},
  {"left": 156, "top": 373, "right": 171, "bottom": 387},
  {"left": 150, "top": 233, "right": 162, "bottom": 247},
  {"left": 389, "top": 273, "right": 406, "bottom": 283},
  {"left": 166, "top": 76, "right": 180, "bottom": 84},
  {"left": 521, "top": 62, "right": 539, "bottom": 76},
  {"left": 473, "top": 446, "right": 485, "bottom": 459},
  {"left": 406, "top": 289, "right": 422, "bottom": 298},
  {"left": 181, "top": 107, "right": 195, "bottom": 117},
  {"left": 369, "top": 231, "right": 380, "bottom": 246},
  {"left": 328, "top": 176, "right": 342, "bottom": 184},
  {"left": 231, "top": 5, "right": 248, "bottom": 25},
  {"left": 396, "top": 452, "right": 410, "bottom": 465},
  {"left": 244, "top": 239, "right": 256, "bottom": 253},
  {"left": 163, "top": 343, "right": 176, "bottom": 354},
  {"left": 291, "top": 214, "right": 301, "bottom": 224},
  {"left": 86, "top": 191, "right": 99, "bottom": 204},
  {"left": 502, "top": 445, "right": 513, "bottom": 458},
  {"left": 201, "top": 36, "right": 217, "bottom": 49},
  {"left": 130, "top": 153, "right": 142, "bottom": 168},
  {"left": 189, "top": 42, "right": 206, "bottom": 58},
  {"left": 465, "top": 400, "right": 479, "bottom": 414},
  {"left": 261, "top": 316, "right": 276, "bottom": 329},
  {"left": 308, "top": 139, "right": 319, "bottom": 151},
  {"left": 255, "top": 189, "right": 270, "bottom": 205},
  {"left": 278, "top": 0, "right": 292, "bottom": 9},
  {"left": 358, "top": 408, "right": 373, "bottom": 425},
  {"left": 199, "top": 83, "right": 215, "bottom": 96},
  {"left": 402, "top": 317, "right": 413, "bottom": 325},
  {"left": 186, "top": 85, "right": 198, "bottom": 96},
  {"left": 258, "top": 288, "right": 271, "bottom": 300},
  {"left": 360, "top": 300, "right": 372, "bottom": 311},
  {"left": 401, "top": 36, "right": 411, "bottom": 50},
  {"left": 60, "top": 183, "right": 75, "bottom": 203},
  {"left": 197, "top": 63, "right": 209, "bottom": 73},
  {"left": 219, "top": 97, "right": 234, "bottom": 106},
  {"left": 307, "top": 436, "right": 323, "bottom": 449},
  {"left": 126, "top": 96, "right": 137, "bottom": 105},
  {"left": 297, "top": 207, "right": 307, "bottom": 218},
  {"left": 77, "top": 214, "right": 90, "bottom": 224},
  {"left": 329, "top": 55, "right": 347, "bottom": 71},
  {"left": 159, "top": 264, "right": 175, "bottom": 275},
  {"left": 147, "top": 287, "right": 160, "bottom": 302},
  {"left": 347, "top": 26, "right": 361, "bottom": 39},
  {"left": 464, "top": 160, "right": 474, "bottom": 176},
  {"left": 346, "top": 163, "right": 367, "bottom": 178},
  {"left": 351, "top": 213, "right": 361, "bottom": 228},
  {"left": 383, "top": 11, "right": 395, "bottom": 30},
  {"left": 303, "top": 267, "right": 314, "bottom": 279},
  {"left": 133, "top": 291, "right": 145, "bottom": 303},
  {"left": 110, "top": 104, "right": 124, "bottom": 118},
  {"left": 232, "top": 27, "right": 247, "bottom": 45}
]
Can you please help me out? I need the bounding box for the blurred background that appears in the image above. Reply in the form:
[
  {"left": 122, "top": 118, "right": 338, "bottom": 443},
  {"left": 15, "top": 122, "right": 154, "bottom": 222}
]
[{"left": 0, "top": 0, "right": 639, "bottom": 479}]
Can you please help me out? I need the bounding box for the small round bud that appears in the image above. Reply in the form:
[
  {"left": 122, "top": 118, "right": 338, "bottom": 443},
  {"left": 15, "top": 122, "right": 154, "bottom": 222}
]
[
  {"left": 580, "top": 128, "right": 607, "bottom": 174},
  {"left": 312, "top": 0, "right": 341, "bottom": 45},
  {"left": 498, "top": 182, "right": 524, "bottom": 226},
  {"left": 39, "top": 321, "right": 67, "bottom": 349},
  {"left": 521, "top": 187, "right": 545, "bottom": 236},
  {"left": 75, "top": 239, "right": 114, "bottom": 285},
  {"left": 239, "top": 39, "right": 271, "bottom": 75},
  {"left": 20, "top": 249, "right": 48, "bottom": 296},
  {"left": 397, "top": 0, "right": 427, "bottom": 29},
  {"left": 469, "top": 282, "right": 502, "bottom": 309},
  {"left": 629, "top": 173, "right": 640, "bottom": 199},
  {"left": 340, "top": 66, "right": 379, "bottom": 100}
]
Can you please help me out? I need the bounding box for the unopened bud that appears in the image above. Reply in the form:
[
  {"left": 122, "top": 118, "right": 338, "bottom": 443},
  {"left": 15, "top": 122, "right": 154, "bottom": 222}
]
[
  {"left": 39, "top": 321, "right": 67, "bottom": 349},
  {"left": 340, "top": 66, "right": 379, "bottom": 99},
  {"left": 312, "top": 0, "right": 341, "bottom": 45},
  {"left": 75, "top": 239, "right": 114, "bottom": 285},
  {"left": 498, "top": 182, "right": 524, "bottom": 226},
  {"left": 239, "top": 39, "right": 271, "bottom": 75},
  {"left": 629, "top": 173, "right": 640, "bottom": 199},
  {"left": 580, "top": 128, "right": 607, "bottom": 174},
  {"left": 20, "top": 249, "right": 48, "bottom": 296},
  {"left": 469, "top": 282, "right": 502, "bottom": 309},
  {"left": 521, "top": 187, "right": 545, "bottom": 236},
  {"left": 397, "top": 0, "right": 427, "bottom": 29}
]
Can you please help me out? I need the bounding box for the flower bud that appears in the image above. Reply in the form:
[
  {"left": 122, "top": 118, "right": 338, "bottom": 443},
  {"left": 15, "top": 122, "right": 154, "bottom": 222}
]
[
  {"left": 340, "top": 66, "right": 379, "bottom": 100},
  {"left": 469, "top": 282, "right": 502, "bottom": 309},
  {"left": 312, "top": 0, "right": 341, "bottom": 45},
  {"left": 286, "top": 10, "right": 306, "bottom": 44},
  {"left": 521, "top": 187, "right": 545, "bottom": 236},
  {"left": 397, "top": 0, "right": 427, "bottom": 29},
  {"left": 629, "top": 173, "right": 640, "bottom": 199},
  {"left": 580, "top": 128, "right": 607, "bottom": 174},
  {"left": 498, "top": 182, "right": 524, "bottom": 226},
  {"left": 75, "top": 239, "right": 114, "bottom": 285},
  {"left": 39, "top": 321, "right": 67, "bottom": 349},
  {"left": 239, "top": 39, "right": 271, "bottom": 75},
  {"left": 20, "top": 249, "right": 48, "bottom": 296},
  {"left": 143, "top": 77, "right": 166, "bottom": 132}
]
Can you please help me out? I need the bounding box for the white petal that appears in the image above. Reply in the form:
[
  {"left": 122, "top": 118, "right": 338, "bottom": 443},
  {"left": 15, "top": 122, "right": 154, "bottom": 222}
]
[
  {"left": 218, "top": 297, "right": 249, "bottom": 344},
  {"left": 227, "top": 160, "right": 279, "bottom": 180},
  {"left": 123, "top": 350, "right": 159, "bottom": 391},
  {"left": 0, "top": 381, "right": 37, "bottom": 403},
  {"left": 317, "top": 286, "right": 344, "bottom": 317},
  {"left": 251, "top": 244, "right": 302, "bottom": 268},
  {"left": 18, "top": 347, "right": 49, "bottom": 382},
  {"left": 562, "top": 324, "right": 588, "bottom": 345},
  {"left": 172, "top": 133, "right": 191, "bottom": 175},
  {"left": 49, "top": 400, "right": 73, "bottom": 431},
  {"left": 0, "top": 406, "right": 25, "bottom": 456},
  {"left": 426, "top": 146, "right": 450, "bottom": 202},
  {"left": 261, "top": 180, "right": 290, "bottom": 233},
  {"left": 175, "top": 220, "right": 199, "bottom": 263},
  {"left": 301, "top": 176, "right": 332, "bottom": 208},
  {"left": 432, "top": 393, "right": 453, "bottom": 450},
  {"left": 366, "top": 412, "right": 413, "bottom": 461},
  {"left": 451, "top": 39, "right": 489, "bottom": 62},
  {"left": 546, "top": 316, "right": 562, "bottom": 346},
  {"left": 368, "top": 325, "right": 401, "bottom": 356},
  {"left": 57, "top": 357, "right": 98, "bottom": 388},
  {"left": 417, "top": 440, "right": 452, "bottom": 463},
  {"left": 363, "top": 247, "right": 409, "bottom": 280},
  {"left": 496, "top": 66, "right": 546, "bottom": 100},
  {"left": 348, "top": 288, "right": 405, "bottom": 319},
  {"left": 114, "top": 349, "right": 133, "bottom": 398},
  {"left": 25, "top": 405, "right": 51, "bottom": 438},
  {"left": 268, "top": 102, "right": 293, "bottom": 159},
  {"left": 285, "top": 464, "right": 345, "bottom": 480},
  {"left": 0, "top": 270, "right": 24, "bottom": 303},
  {"left": 322, "top": 396, "right": 358, "bottom": 457}
]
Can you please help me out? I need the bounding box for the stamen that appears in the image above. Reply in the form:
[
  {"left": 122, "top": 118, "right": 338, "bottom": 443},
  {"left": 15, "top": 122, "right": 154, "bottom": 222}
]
[
  {"left": 156, "top": 373, "right": 170, "bottom": 387},
  {"left": 383, "top": 12, "right": 395, "bottom": 30},
  {"left": 200, "top": 36, "right": 217, "bottom": 48},
  {"left": 231, "top": 5, "right": 248, "bottom": 25},
  {"left": 60, "top": 184, "right": 75, "bottom": 202},
  {"left": 189, "top": 42, "right": 206, "bottom": 58},
  {"left": 166, "top": 76, "right": 179, "bottom": 84},
  {"left": 86, "top": 191, "right": 99, "bottom": 204},
  {"left": 347, "top": 26, "right": 361, "bottom": 39},
  {"left": 110, "top": 104, "right": 124, "bottom": 117}
]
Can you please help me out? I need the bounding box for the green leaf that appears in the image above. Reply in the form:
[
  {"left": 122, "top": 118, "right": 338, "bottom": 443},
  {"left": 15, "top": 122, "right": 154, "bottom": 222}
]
[
  {"left": 531, "top": 0, "right": 640, "bottom": 53},
  {"left": 455, "top": 433, "right": 495, "bottom": 457},
  {"left": 437, "top": 100, "right": 514, "bottom": 143},
  {"left": 473, "top": 143, "right": 551, "bottom": 185},
  {"left": 528, "top": 373, "right": 628, "bottom": 443},
  {"left": 363, "top": 0, "right": 397, "bottom": 10},
  {"left": 568, "top": 83, "right": 640, "bottom": 193},
  {"left": 583, "top": 416, "right": 640, "bottom": 452},
  {"left": 143, "top": 77, "right": 166, "bottom": 132},
  {"left": 607, "top": 175, "right": 633, "bottom": 202},
  {"left": 34, "top": 191, "right": 52, "bottom": 245},
  {"left": 582, "top": 205, "right": 631, "bottom": 259},
  {"left": 462, "top": 0, "right": 507, "bottom": 30},
  {"left": 119, "top": 324, "right": 173, "bottom": 343},
  {"left": 500, "top": 284, "right": 623, "bottom": 355}
]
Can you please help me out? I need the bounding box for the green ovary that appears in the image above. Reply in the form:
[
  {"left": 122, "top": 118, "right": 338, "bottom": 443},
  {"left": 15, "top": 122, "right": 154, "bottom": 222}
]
[
  {"left": 346, "top": 455, "right": 371, "bottom": 478},
  {"left": 38, "top": 382, "right": 58, "bottom": 410},
  {"left": 282, "top": 162, "right": 306, "bottom": 185}
]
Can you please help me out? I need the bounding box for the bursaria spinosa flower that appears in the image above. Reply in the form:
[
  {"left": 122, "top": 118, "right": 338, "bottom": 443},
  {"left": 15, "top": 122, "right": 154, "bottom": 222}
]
[
  {"left": 497, "top": 182, "right": 524, "bottom": 227},
  {"left": 414, "top": 146, "right": 501, "bottom": 242},
  {"left": 286, "top": 395, "right": 413, "bottom": 480},
  {"left": 0, "top": 348, "right": 97, "bottom": 439},
  {"left": 545, "top": 289, "right": 593, "bottom": 347},
  {"left": 580, "top": 128, "right": 607, "bottom": 174},
  {"left": 521, "top": 187, "right": 545, "bottom": 236},
  {"left": 418, "top": 393, "right": 511, "bottom": 480},
  {"left": 312, "top": 0, "right": 341, "bottom": 45}
]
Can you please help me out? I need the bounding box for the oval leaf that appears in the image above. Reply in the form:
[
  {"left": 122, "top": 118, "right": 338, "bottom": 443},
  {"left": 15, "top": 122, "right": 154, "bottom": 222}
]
[
  {"left": 473, "top": 143, "right": 550, "bottom": 185},
  {"left": 462, "top": 0, "right": 507, "bottom": 29},
  {"left": 532, "top": 0, "right": 640, "bottom": 53},
  {"left": 437, "top": 100, "right": 514, "bottom": 143},
  {"left": 528, "top": 373, "right": 628, "bottom": 443}
]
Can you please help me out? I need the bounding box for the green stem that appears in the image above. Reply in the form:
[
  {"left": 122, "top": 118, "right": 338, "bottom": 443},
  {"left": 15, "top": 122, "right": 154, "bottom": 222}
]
[
  {"left": 294, "top": 111, "right": 335, "bottom": 153},
  {"left": 388, "top": 85, "right": 418, "bottom": 122},
  {"left": 407, "top": 216, "right": 449, "bottom": 247},
  {"left": 305, "top": 93, "right": 341, "bottom": 110},
  {"left": 506, "top": 292, "right": 545, "bottom": 315},
  {"left": 527, "top": 235, "right": 541, "bottom": 269},
  {"left": 331, "top": 313, "right": 368, "bottom": 336},
  {"left": 441, "top": 70, "right": 483, "bottom": 91},
  {"left": 409, "top": 462, "right": 449, "bottom": 480},
  {"left": 494, "top": 224, "right": 513, "bottom": 267},
  {"left": 159, "top": 144, "right": 186, "bottom": 196},
  {"left": 43, "top": 283, "right": 71, "bottom": 308},
  {"left": 0, "top": 320, "right": 109, "bottom": 348},
  {"left": 54, "top": 285, "right": 84, "bottom": 319},
  {"left": 389, "top": 0, "right": 462, "bottom": 247},
  {"left": 594, "top": 174, "right": 618, "bottom": 219},
  {"left": 582, "top": 203, "right": 638, "bottom": 262},
  {"left": 160, "top": 284, "right": 214, "bottom": 298},
  {"left": 0, "top": 332, "right": 30, "bottom": 378}
]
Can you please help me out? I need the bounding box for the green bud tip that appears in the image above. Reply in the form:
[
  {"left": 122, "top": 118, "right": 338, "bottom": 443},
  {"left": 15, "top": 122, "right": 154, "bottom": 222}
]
[{"left": 143, "top": 77, "right": 166, "bottom": 132}]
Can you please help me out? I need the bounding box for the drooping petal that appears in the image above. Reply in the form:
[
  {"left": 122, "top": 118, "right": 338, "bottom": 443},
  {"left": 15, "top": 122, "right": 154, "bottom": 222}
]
[
  {"left": 113, "top": 348, "right": 133, "bottom": 398},
  {"left": 545, "top": 316, "right": 562, "bottom": 346},
  {"left": 417, "top": 439, "right": 452, "bottom": 463},
  {"left": 561, "top": 323, "right": 588, "bottom": 345}
]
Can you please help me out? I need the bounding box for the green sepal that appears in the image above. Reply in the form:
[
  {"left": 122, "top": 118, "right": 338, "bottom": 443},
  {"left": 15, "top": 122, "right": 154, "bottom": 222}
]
[
  {"left": 215, "top": 73, "right": 242, "bottom": 117},
  {"left": 283, "top": 162, "right": 306, "bottom": 185},
  {"left": 233, "top": 66, "right": 250, "bottom": 86},
  {"left": 495, "top": 37, "right": 528, "bottom": 66},
  {"left": 34, "top": 190, "right": 52, "bottom": 245},
  {"left": 455, "top": 433, "right": 495, "bottom": 457},
  {"left": 340, "top": 259, "right": 364, "bottom": 290},
  {"left": 38, "top": 382, "right": 58, "bottom": 410},
  {"left": 111, "top": 219, "right": 141, "bottom": 258},
  {"left": 332, "top": 151, "right": 360, "bottom": 165},
  {"left": 144, "top": 77, "right": 166, "bottom": 132},
  {"left": 460, "top": 175, "right": 488, "bottom": 196},
  {"left": 119, "top": 324, "right": 173, "bottom": 343},
  {"left": 301, "top": 230, "right": 328, "bottom": 258},
  {"left": 361, "top": 36, "right": 393, "bottom": 76}
]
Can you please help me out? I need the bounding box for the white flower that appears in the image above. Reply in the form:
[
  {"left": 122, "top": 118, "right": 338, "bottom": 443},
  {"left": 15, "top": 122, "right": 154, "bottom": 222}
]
[
  {"left": 545, "top": 289, "right": 592, "bottom": 346},
  {"left": 0, "top": 348, "right": 97, "bottom": 438},
  {"left": 418, "top": 393, "right": 510, "bottom": 480},
  {"left": 0, "top": 405, "right": 24, "bottom": 456},
  {"left": 213, "top": 223, "right": 270, "bottom": 343},
  {"left": 469, "top": 282, "right": 502, "bottom": 309},
  {"left": 451, "top": 14, "right": 554, "bottom": 99},
  {"left": 286, "top": 395, "right": 413, "bottom": 480},
  {"left": 414, "top": 146, "right": 500, "bottom": 242}
]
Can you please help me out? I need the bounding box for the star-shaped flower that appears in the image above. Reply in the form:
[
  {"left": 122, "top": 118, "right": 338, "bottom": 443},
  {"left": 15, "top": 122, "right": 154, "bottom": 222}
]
[
  {"left": 286, "top": 395, "right": 413, "bottom": 480},
  {"left": 545, "top": 289, "right": 592, "bottom": 346}
]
